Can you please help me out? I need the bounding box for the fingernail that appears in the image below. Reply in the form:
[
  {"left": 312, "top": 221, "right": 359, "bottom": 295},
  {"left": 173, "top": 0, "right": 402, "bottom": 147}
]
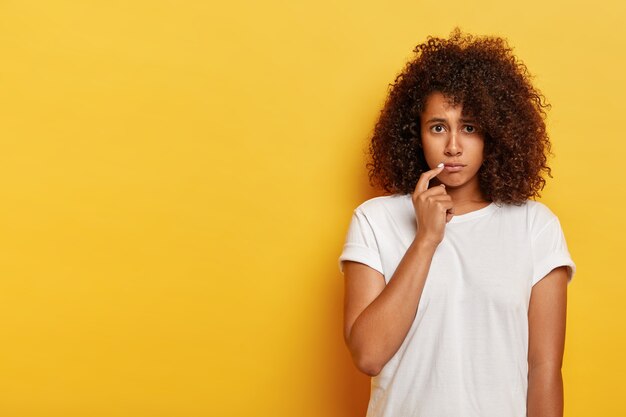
[
  {"left": 437, "top": 162, "right": 444, "bottom": 168},
  {"left": 440, "top": 184, "right": 445, "bottom": 188}
]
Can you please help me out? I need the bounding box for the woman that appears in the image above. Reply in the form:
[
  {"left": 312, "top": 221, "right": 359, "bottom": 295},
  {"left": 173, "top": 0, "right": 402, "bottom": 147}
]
[{"left": 338, "top": 29, "right": 576, "bottom": 417}]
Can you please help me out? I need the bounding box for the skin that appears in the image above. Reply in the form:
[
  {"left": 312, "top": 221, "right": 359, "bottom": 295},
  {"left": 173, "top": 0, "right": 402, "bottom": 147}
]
[
  {"left": 420, "top": 91, "right": 490, "bottom": 215},
  {"left": 343, "top": 92, "right": 568, "bottom": 416}
]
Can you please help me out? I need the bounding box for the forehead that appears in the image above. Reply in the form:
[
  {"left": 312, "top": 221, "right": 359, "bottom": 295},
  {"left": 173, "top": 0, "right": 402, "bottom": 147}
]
[
  {"left": 420, "top": 91, "right": 481, "bottom": 118},
  {"left": 421, "top": 91, "right": 473, "bottom": 118}
]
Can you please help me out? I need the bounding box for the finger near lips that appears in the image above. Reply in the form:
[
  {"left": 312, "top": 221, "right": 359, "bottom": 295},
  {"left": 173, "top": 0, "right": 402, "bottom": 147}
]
[
  {"left": 416, "top": 165, "right": 443, "bottom": 192},
  {"left": 415, "top": 163, "right": 445, "bottom": 193}
]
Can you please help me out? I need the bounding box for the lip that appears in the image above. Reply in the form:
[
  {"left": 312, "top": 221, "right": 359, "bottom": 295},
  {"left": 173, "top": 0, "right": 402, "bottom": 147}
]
[{"left": 443, "top": 163, "right": 466, "bottom": 172}]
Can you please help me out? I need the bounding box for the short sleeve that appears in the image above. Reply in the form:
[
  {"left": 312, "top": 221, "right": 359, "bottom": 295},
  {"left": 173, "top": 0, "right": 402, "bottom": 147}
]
[
  {"left": 337, "top": 208, "right": 384, "bottom": 276},
  {"left": 531, "top": 217, "right": 576, "bottom": 286}
]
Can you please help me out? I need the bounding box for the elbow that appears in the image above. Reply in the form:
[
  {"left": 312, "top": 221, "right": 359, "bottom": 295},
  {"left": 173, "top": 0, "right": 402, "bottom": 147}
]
[
  {"left": 358, "top": 362, "right": 382, "bottom": 377},
  {"left": 351, "top": 350, "right": 384, "bottom": 377},
  {"left": 345, "top": 327, "right": 385, "bottom": 376}
]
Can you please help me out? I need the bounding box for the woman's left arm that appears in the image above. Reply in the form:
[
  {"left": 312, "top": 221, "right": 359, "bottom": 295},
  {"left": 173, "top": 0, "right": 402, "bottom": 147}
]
[{"left": 527, "top": 265, "right": 569, "bottom": 417}]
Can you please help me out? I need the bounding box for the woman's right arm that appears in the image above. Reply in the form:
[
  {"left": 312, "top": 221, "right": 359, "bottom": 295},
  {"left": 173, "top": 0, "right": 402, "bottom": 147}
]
[{"left": 343, "top": 164, "right": 451, "bottom": 376}]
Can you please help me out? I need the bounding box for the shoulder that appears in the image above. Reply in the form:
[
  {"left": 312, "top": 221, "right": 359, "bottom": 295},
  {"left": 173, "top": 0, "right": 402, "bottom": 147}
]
[
  {"left": 497, "top": 199, "right": 560, "bottom": 235},
  {"left": 351, "top": 194, "right": 413, "bottom": 232},
  {"left": 525, "top": 200, "right": 560, "bottom": 231},
  {"left": 354, "top": 194, "right": 410, "bottom": 216}
]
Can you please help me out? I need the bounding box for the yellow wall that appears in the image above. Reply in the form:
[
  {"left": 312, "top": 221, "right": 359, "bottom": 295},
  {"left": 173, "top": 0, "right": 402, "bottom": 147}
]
[{"left": 0, "top": 1, "right": 624, "bottom": 416}]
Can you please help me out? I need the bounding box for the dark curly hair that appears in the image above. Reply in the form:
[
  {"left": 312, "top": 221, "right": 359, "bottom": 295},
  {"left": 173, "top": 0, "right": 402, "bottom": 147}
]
[{"left": 366, "top": 28, "right": 552, "bottom": 204}]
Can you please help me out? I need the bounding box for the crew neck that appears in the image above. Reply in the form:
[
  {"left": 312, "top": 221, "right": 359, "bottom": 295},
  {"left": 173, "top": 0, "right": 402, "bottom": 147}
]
[{"left": 448, "top": 201, "right": 499, "bottom": 223}]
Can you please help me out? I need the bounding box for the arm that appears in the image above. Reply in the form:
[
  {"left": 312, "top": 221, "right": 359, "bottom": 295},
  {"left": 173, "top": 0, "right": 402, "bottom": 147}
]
[
  {"left": 527, "top": 265, "right": 569, "bottom": 417},
  {"left": 343, "top": 237, "right": 438, "bottom": 376},
  {"left": 343, "top": 164, "right": 450, "bottom": 376}
]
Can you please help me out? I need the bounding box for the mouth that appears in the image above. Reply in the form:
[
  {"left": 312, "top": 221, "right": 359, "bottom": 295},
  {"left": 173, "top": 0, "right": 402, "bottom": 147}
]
[{"left": 443, "top": 163, "right": 466, "bottom": 172}]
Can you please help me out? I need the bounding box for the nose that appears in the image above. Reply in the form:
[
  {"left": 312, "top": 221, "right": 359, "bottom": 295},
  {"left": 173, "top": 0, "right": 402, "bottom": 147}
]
[{"left": 444, "top": 131, "right": 462, "bottom": 156}]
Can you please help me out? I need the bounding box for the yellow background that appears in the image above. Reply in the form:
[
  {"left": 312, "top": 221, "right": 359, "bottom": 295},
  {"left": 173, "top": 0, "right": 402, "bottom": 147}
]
[{"left": 0, "top": 1, "right": 624, "bottom": 416}]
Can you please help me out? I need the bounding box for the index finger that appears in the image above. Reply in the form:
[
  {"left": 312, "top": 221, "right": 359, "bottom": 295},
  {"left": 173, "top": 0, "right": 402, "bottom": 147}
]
[{"left": 415, "top": 162, "right": 445, "bottom": 194}]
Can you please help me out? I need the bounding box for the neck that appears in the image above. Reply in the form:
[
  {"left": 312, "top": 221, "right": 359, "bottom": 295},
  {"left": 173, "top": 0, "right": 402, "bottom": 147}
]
[{"left": 430, "top": 178, "right": 490, "bottom": 214}]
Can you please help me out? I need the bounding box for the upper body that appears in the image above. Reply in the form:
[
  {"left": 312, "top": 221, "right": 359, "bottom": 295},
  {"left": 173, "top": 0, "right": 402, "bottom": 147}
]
[
  {"left": 339, "top": 29, "right": 575, "bottom": 417},
  {"left": 338, "top": 194, "right": 575, "bottom": 416}
]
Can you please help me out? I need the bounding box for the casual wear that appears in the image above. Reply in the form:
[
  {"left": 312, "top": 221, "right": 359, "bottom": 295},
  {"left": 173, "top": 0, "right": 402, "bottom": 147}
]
[{"left": 338, "top": 194, "right": 576, "bottom": 417}]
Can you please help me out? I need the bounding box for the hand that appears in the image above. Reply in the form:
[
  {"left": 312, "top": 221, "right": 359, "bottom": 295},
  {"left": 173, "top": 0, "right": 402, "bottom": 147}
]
[{"left": 411, "top": 163, "right": 454, "bottom": 246}]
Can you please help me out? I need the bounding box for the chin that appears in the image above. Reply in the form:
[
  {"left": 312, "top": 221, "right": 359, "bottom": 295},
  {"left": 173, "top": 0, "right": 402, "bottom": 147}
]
[{"left": 439, "top": 179, "right": 465, "bottom": 188}]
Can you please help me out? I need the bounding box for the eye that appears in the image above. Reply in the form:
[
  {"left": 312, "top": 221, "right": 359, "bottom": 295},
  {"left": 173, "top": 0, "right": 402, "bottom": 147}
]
[
  {"left": 463, "top": 125, "right": 476, "bottom": 133},
  {"left": 431, "top": 125, "right": 445, "bottom": 133}
]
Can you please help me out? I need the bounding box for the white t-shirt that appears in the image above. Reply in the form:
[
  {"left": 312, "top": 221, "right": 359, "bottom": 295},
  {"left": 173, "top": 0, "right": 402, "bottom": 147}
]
[{"left": 338, "top": 194, "right": 575, "bottom": 417}]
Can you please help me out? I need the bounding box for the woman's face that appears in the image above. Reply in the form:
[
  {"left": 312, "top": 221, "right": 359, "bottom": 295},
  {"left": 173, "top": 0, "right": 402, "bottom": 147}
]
[{"left": 419, "top": 91, "right": 485, "bottom": 192}]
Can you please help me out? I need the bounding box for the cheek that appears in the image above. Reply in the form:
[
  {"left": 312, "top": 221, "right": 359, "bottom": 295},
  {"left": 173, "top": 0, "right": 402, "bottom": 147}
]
[
  {"left": 420, "top": 136, "right": 440, "bottom": 154},
  {"left": 479, "top": 143, "right": 486, "bottom": 162},
  {"left": 469, "top": 139, "right": 485, "bottom": 160},
  {"left": 420, "top": 141, "right": 440, "bottom": 164}
]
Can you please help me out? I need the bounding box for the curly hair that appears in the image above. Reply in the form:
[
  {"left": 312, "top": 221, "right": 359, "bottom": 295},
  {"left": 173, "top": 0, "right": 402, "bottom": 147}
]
[{"left": 366, "top": 28, "right": 552, "bottom": 204}]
